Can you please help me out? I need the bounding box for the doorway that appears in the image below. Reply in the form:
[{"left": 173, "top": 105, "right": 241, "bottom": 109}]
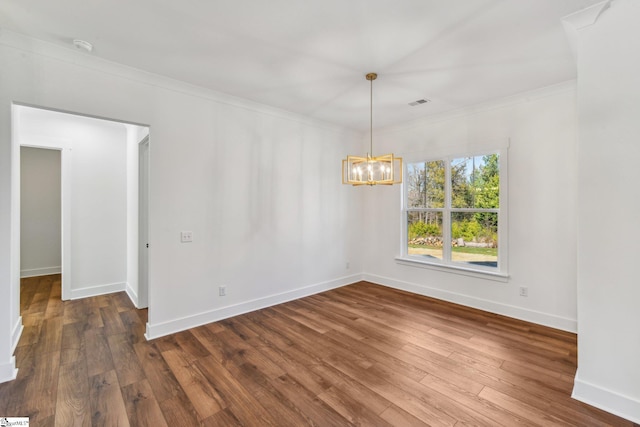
[
  {"left": 14, "top": 104, "right": 150, "bottom": 310},
  {"left": 20, "top": 147, "right": 64, "bottom": 310},
  {"left": 20, "top": 147, "right": 62, "bottom": 279}
]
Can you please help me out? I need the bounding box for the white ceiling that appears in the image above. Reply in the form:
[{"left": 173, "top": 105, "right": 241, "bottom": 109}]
[{"left": 0, "top": 0, "right": 600, "bottom": 131}]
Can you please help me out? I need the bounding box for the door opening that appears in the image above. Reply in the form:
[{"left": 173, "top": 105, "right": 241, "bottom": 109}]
[
  {"left": 13, "top": 104, "right": 150, "bottom": 315},
  {"left": 20, "top": 146, "right": 64, "bottom": 305}
]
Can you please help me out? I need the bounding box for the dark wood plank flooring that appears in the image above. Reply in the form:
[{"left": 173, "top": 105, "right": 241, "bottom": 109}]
[{"left": 0, "top": 274, "right": 635, "bottom": 426}]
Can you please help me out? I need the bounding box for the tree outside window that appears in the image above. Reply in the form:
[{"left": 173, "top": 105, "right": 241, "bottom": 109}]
[{"left": 405, "top": 153, "right": 501, "bottom": 270}]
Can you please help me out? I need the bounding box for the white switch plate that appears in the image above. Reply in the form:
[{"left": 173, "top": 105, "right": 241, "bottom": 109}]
[
  {"left": 181, "top": 231, "right": 193, "bottom": 242},
  {"left": 219, "top": 286, "right": 226, "bottom": 296}
]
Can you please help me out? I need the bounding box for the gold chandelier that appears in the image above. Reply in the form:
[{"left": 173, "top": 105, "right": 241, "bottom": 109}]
[{"left": 342, "top": 73, "right": 402, "bottom": 186}]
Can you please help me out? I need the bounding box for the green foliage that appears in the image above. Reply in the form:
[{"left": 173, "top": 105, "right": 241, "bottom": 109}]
[
  {"left": 424, "top": 222, "right": 441, "bottom": 235},
  {"left": 408, "top": 221, "right": 426, "bottom": 239},
  {"left": 474, "top": 211, "right": 498, "bottom": 238},
  {"left": 407, "top": 161, "right": 445, "bottom": 208},
  {"left": 451, "top": 219, "right": 482, "bottom": 241},
  {"left": 474, "top": 154, "right": 499, "bottom": 209},
  {"left": 408, "top": 153, "right": 500, "bottom": 246},
  {"left": 424, "top": 160, "right": 445, "bottom": 208},
  {"left": 473, "top": 154, "right": 499, "bottom": 231},
  {"left": 451, "top": 218, "right": 497, "bottom": 245},
  {"left": 451, "top": 160, "right": 472, "bottom": 208},
  {"left": 408, "top": 221, "right": 441, "bottom": 239},
  {"left": 450, "top": 153, "right": 500, "bottom": 209}
]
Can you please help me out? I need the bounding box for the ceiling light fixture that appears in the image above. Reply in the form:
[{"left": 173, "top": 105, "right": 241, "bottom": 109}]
[
  {"left": 73, "top": 39, "right": 93, "bottom": 53},
  {"left": 342, "top": 73, "right": 402, "bottom": 186}
]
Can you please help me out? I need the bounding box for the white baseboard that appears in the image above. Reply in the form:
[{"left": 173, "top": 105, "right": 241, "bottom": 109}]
[
  {"left": 70, "top": 282, "right": 126, "bottom": 300},
  {"left": 11, "top": 316, "right": 23, "bottom": 354},
  {"left": 1, "top": 319, "right": 23, "bottom": 384},
  {"left": 125, "top": 282, "right": 139, "bottom": 308},
  {"left": 145, "top": 274, "right": 363, "bottom": 340},
  {"left": 0, "top": 356, "right": 18, "bottom": 384},
  {"left": 363, "top": 273, "right": 578, "bottom": 332},
  {"left": 573, "top": 373, "right": 640, "bottom": 424},
  {"left": 20, "top": 266, "right": 61, "bottom": 278}
]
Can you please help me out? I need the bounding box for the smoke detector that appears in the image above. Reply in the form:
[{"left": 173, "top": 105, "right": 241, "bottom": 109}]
[{"left": 73, "top": 39, "right": 93, "bottom": 53}]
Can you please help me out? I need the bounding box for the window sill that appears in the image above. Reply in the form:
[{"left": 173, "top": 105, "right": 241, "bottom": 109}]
[{"left": 395, "top": 256, "right": 509, "bottom": 282}]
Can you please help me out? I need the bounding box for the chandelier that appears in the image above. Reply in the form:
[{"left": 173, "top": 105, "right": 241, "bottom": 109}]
[{"left": 342, "top": 73, "right": 402, "bottom": 186}]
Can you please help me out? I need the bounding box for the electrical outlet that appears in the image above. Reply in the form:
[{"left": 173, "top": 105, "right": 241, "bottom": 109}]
[
  {"left": 346, "top": 261, "right": 350, "bottom": 270},
  {"left": 219, "top": 286, "right": 226, "bottom": 296},
  {"left": 519, "top": 286, "right": 528, "bottom": 297},
  {"left": 180, "top": 231, "right": 193, "bottom": 242}
]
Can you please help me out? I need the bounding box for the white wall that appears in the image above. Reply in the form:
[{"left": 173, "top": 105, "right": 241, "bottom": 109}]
[
  {"left": 362, "top": 82, "right": 579, "bottom": 331},
  {"left": 0, "top": 28, "right": 363, "bottom": 380},
  {"left": 147, "top": 89, "right": 362, "bottom": 337},
  {"left": 20, "top": 147, "right": 61, "bottom": 277},
  {"left": 570, "top": 0, "right": 640, "bottom": 422},
  {"left": 15, "top": 106, "right": 129, "bottom": 298}
]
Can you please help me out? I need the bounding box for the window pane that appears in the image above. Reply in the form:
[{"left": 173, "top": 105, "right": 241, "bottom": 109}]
[
  {"left": 408, "top": 211, "right": 443, "bottom": 260},
  {"left": 451, "top": 212, "right": 498, "bottom": 267},
  {"left": 407, "top": 161, "right": 445, "bottom": 208},
  {"left": 451, "top": 154, "right": 500, "bottom": 209}
]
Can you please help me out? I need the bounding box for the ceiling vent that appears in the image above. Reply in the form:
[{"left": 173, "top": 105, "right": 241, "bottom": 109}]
[{"left": 408, "top": 99, "right": 431, "bottom": 106}]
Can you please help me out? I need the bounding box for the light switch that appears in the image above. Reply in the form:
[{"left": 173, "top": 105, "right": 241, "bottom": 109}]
[{"left": 181, "top": 231, "right": 193, "bottom": 242}]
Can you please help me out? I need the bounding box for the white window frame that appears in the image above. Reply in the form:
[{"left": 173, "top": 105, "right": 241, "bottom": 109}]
[{"left": 396, "top": 149, "right": 508, "bottom": 280}]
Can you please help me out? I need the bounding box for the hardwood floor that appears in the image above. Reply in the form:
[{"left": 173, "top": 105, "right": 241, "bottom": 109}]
[{"left": 0, "top": 274, "right": 635, "bottom": 426}]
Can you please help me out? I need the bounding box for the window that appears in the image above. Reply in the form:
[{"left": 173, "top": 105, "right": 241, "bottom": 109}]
[{"left": 402, "top": 152, "right": 505, "bottom": 275}]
